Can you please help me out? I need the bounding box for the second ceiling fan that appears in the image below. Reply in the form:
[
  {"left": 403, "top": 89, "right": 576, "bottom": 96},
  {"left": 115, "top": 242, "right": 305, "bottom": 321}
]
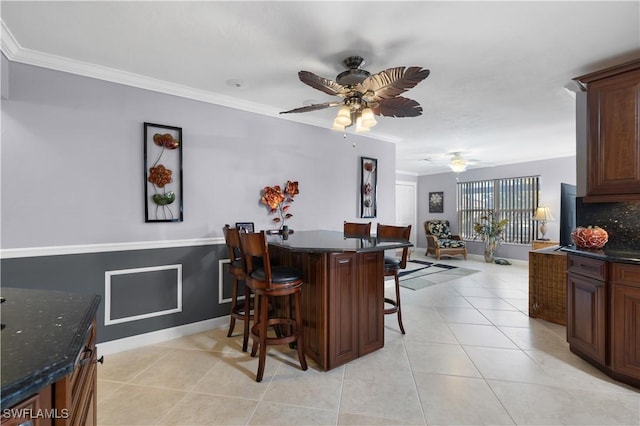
[{"left": 280, "top": 56, "right": 430, "bottom": 132}]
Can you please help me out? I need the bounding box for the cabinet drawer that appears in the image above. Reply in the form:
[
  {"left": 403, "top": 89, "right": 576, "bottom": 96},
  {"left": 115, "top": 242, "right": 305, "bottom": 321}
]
[
  {"left": 568, "top": 254, "right": 607, "bottom": 280},
  {"left": 610, "top": 263, "right": 640, "bottom": 287}
]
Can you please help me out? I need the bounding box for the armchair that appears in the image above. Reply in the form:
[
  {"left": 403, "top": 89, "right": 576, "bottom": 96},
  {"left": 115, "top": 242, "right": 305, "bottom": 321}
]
[{"left": 424, "top": 220, "right": 467, "bottom": 260}]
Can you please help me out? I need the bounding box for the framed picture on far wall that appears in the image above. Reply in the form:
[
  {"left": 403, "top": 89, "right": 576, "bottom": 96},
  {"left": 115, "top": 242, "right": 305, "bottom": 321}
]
[{"left": 429, "top": 191, "right": 444, "bottom": 213}]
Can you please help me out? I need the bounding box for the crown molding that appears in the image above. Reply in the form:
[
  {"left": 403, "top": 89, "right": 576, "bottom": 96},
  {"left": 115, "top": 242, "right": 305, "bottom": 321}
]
[
  {"left": 0, "top": 19, "right": 280, "bottom": 117},
  {"left": 0, "top": 19, "right": 401, "bottom": 145}
]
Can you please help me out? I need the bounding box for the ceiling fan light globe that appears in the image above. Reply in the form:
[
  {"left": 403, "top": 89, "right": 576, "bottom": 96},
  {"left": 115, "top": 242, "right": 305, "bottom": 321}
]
[
  {"left": 361, "top": 108, "right": 377, "bottom": 128},
  {"left": 449, "top": 159, "right": 467, "bottom": 173},
  {"left": 331, "top": 121, "right": 345, "bottom": 132},
  {"left": 355, "top": 116, "right": 369, "bottom": 132},
  {"left": 335, "top": 105, "right": 352, "bottom": 126}
]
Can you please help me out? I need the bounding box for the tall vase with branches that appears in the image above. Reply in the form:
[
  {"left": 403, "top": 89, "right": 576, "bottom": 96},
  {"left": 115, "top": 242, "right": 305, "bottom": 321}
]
[{"left": 473, "top": 210, "right": 509, "bottom": 262}]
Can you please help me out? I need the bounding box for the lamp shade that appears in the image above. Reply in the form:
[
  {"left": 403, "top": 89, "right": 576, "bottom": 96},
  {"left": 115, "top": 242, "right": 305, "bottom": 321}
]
[
  {"left": 355, "top": 115, "right": 369, "bottom": 133},
  {"left": 335, "top": 105, "right": 352, "bottom": 126},
  {"left": 532, "top": 206, "right": 555, "bottom": 222},
  {"left": 360, "top": 107, "right": 377, "bottom": 128}
]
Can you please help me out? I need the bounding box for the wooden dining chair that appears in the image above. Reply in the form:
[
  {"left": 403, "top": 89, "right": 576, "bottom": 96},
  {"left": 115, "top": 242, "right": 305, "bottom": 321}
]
[
  {"left": 376, "top": 223, "right": 412, "bottom": 334},
  {"left": 343, "top": 221, "right": 372, "bottom": 238},
  {"left": 222, "top": 225, "right": 253, "bottom": 352},
  {"left": 238, "top": 231, "right": 308, "bottom": 382}
]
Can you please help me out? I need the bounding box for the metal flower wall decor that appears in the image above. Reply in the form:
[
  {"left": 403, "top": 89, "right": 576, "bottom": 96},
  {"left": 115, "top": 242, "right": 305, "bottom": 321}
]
[
  {"left": 361, "top": 157, "right": 377, "bottom": 218},
  {"left": 144, "top": 122, "right": 183, "bottom": 222},
  {"left": 261, "top": 180, "right": 299, "bottom": 229}
]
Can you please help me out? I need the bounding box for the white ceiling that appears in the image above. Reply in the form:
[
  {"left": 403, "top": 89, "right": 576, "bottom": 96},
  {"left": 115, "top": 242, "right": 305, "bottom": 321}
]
[{"left": 1, "top": 1, "right": 639, "bottom": 175}]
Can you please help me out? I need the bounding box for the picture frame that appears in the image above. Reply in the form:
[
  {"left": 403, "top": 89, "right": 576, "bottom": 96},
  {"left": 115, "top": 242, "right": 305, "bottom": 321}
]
[
  {"left": 144, "top": 122, "right": 183, "bottom": 222},
  {"left": 235, "top": 222, "right": 255, "bottom": 233},
  {"left": 429, "top": 191, "right": 444, "bottom": 213},
  {"left": 360, "top": 157, "right": 377, "bottom": 218}
]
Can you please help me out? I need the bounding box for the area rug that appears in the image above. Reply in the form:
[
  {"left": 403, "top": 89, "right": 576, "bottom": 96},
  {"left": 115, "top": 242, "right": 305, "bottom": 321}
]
[{"left": 393, "top": 260, "right": 480, "bottom": 291}]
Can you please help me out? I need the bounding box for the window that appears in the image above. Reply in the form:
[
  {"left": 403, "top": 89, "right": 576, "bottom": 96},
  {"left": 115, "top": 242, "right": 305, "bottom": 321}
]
[{"left": 457, "top": 176, "right": 540, "bottom": 244}]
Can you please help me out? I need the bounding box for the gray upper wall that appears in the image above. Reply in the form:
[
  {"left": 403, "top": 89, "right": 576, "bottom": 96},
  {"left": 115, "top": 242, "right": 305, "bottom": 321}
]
[{"left": 1, "top": 56, "right": 396, "bottom": 250}]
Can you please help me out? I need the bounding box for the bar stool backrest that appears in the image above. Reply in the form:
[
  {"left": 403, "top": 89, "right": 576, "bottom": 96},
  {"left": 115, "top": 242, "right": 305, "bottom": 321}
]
[
  {"left": 238, "top": 231, "right": 274, "bottom": 289},
  {"left": 344, "top": 221, "right": 372, "bottom": 238},
  {"left": 376, "top": 224, "right": 412, "bottom": 269},
  {"left": 222, "top": 224, "right": 243, "bottom": 264}
]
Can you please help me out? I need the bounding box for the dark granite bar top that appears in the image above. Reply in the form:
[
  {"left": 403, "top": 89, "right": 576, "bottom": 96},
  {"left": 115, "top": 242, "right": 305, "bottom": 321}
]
[
  {"left": 561, "top": 245, "right": 640, "bottom": 265},
  {"left": 1, "top": 287, "right": 101, "bottom": 409},
  {"left": 267, "top": 230, "right": 412, "bottom": 253}
]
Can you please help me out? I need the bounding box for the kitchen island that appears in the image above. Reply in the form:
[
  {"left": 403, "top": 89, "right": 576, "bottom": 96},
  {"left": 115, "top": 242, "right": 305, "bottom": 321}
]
[
  {"left": 267, "top": 230, "right": 412, "bottom": 370},
  {"left": 1, "top": 287, "right": 101, "bottom": 425}
]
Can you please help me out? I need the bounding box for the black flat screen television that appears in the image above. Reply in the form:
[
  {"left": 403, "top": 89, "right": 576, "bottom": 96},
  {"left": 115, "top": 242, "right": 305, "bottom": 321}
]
[{"left": 559, "top": 183, "right": 577, "bottom": 247}]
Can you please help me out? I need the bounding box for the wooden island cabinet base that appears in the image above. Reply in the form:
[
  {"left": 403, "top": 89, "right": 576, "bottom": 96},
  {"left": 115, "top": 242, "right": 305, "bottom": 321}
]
[{"left": 271, "top": 247, "right": 385, "bottom": 370}]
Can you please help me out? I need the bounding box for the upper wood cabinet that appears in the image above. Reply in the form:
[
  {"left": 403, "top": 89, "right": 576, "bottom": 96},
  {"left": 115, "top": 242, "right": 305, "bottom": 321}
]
[{"left": 575, "top": 59, "right": 640, "bottom": 202}]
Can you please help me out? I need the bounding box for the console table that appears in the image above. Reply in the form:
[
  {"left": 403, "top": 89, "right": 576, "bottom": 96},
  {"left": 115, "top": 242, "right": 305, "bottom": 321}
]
[{"left": 267, "top": 230, "right": 411, "bottom": 371}]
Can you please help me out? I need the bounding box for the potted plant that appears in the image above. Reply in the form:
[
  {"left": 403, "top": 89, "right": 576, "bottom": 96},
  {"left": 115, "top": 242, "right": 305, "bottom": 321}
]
[{"left": 473, "top": 210, "right": 509, "bottom": 262}]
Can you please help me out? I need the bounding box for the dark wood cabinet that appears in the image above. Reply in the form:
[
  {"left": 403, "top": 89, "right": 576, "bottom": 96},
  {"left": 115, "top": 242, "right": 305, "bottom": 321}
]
[
  {"left": 1, "top": 387, "right": 53, "bottom": 426},
  {"left": 328, "top": 252, "right": 359, "bottom": 367},
  {"left": 575, "top": 59, "right": 640, "bottom": 202},
  {"left": 53, "top": 321, "right": 98, "bottom": 426},
  {"left": 356, "top": 251, "right": 385, "bottom": 357},
  {"left": 272, "top": 246, "right": 385, "bottom": 371},
  {"left": 610, "top": 263, "right": 640, "bottom": 382},
  {"left": 566, "top": 253, "right": 640, "bottom": 388},
  {"left": 567, "top": 268, "right": 607, "bottom": 364}
]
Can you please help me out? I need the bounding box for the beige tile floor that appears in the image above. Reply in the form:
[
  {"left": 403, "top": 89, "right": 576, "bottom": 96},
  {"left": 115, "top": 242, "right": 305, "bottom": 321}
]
[{"left": 97, "top": 253, "right": 640, "bottom": 425}]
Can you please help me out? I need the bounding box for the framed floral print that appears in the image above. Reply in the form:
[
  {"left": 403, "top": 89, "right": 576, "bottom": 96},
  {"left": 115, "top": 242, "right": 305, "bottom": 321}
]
[
  {"left": 429, "top": 191, "right": 444, "bottom": 213},
  {"left": 360, "top": 157, "right": 377, "bottom": 218},
  {"left": 144, "top": 122, "right": 183, "bottom": 222}
]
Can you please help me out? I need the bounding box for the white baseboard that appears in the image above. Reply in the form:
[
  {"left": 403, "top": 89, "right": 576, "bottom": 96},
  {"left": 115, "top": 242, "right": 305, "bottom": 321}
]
[{"left": 96, "top": 316, "right": 229, "bottom": 356}]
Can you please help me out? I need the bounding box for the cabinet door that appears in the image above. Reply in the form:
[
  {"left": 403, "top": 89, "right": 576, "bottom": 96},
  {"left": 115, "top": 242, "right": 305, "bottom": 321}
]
[
  {"left": 611, "top": 284, "right": 640, "bottom": 379},
  {"left": 328, "top": 252, "right": 359, "bottom": 369},
  {"left": 357, "top": 251, "right": 384, "bottom": 357},
  {"left": 567, "top": 272, "right": 607, "bottom": 364},
  {"left": 586, "top": 67, "right": 640, "bottom": 200}
]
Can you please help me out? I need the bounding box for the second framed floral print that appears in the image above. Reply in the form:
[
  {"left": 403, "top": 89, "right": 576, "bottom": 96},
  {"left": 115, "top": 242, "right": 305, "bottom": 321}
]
[{"left": 360, "top": 157, "right": 377, "bottom": 218}]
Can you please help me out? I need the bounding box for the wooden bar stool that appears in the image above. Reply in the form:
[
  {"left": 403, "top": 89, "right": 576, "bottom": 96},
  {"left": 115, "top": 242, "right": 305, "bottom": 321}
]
[
  {"left": 377, "top": 224, "right": 412, "bottom": 334},
  {"left": 343, "top": 221, "right": 371, "bottom": 238},
  {"left": 222, "top": 225, "right": 253, "bottom": 352},
  {"left": 238, "top": 231, "right": 308, "bottom": 382}
]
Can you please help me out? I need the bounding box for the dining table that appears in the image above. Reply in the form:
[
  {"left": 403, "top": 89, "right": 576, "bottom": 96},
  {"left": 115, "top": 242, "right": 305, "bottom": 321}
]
[{"left": 266, "top": 230, "right": 412, "bottom": 370}]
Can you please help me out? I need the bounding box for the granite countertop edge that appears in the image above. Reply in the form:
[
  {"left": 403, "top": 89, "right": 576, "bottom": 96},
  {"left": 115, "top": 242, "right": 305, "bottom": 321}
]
[
  {"left": 0, "top": 293, "right": 101, "bottom": 409},
  {"left": 561, "top": 245, "right": 640, "bottom": 265}
]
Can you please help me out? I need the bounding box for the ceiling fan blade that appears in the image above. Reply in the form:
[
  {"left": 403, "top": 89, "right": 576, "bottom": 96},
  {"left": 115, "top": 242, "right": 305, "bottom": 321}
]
[
  {"left": 372, "top": 97, "right": 423, "bottom": 117},
  {"left": 357, "top": 66, "right": 430, "bottom": 101},
  {"left": 298, "top": 71, "right": 350, "bottom": 97},
  {"left": 279, "top": 101, "right": 342, "bottom": 114}
]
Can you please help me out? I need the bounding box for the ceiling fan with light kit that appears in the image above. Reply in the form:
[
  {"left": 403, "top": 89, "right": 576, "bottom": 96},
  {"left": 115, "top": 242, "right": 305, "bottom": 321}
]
[
  {"left": 422, "top": 151, "right": 491, "bottom": 173},
  {"left": 280, "top": 56, "right": 430, "bottom": 132}
]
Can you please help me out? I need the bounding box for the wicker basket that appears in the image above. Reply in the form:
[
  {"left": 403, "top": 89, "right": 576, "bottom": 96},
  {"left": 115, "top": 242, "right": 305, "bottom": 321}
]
[{"left": 529, "top": 248, "right": 568, "bottom": 325}]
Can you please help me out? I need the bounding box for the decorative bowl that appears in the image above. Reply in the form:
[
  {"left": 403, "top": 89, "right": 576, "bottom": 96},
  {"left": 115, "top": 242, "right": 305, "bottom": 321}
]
[{"left": 571, "top": 226, "right": 608, "bottom": 249}]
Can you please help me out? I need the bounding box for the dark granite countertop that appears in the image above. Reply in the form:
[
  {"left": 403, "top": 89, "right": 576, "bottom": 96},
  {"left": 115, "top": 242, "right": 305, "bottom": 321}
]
[
  {"left": 561, "top": 245, "right": 640, "bottom": 265},
  {"left": 267, "top": 230, "right": 412, "bottom": 253},
  {"left": 1, "top": 287, "right": 101, "bottom": 408}
]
